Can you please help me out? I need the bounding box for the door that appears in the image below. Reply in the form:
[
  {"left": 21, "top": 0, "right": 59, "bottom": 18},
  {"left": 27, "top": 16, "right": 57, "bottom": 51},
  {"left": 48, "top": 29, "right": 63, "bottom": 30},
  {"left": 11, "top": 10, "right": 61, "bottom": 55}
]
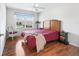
[{"left": 0, "top": 4, "right": 6, "bottom": 56}]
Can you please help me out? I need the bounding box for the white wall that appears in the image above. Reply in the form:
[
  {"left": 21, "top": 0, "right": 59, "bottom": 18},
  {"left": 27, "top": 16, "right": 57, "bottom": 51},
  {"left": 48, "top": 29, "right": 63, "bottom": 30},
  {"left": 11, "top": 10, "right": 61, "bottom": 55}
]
[
  {"left": 6, "top": 8, "right": 38, "bottom": 30},
  {"left": 0, "top": 4, "right": 6, "bottom": 55},
  {"left": 39, "top": 4, "right": 79, "bottom": 47},
  {"left": 6, "top": 8, "right": 16, "bottom": 28}
]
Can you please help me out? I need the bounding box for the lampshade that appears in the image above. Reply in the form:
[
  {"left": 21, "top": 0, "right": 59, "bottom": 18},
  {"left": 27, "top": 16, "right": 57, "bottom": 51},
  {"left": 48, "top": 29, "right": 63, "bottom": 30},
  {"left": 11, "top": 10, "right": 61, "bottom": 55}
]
[{"left": 35, "top": 21, "right": 40, "bottom": 23}]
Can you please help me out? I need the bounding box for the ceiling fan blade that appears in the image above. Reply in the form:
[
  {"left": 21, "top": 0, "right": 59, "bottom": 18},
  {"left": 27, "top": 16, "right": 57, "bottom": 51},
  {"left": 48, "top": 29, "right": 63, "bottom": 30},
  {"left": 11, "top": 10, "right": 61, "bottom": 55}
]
[{"left": 34, "top": 6, "right": 45, "bottom": 9}]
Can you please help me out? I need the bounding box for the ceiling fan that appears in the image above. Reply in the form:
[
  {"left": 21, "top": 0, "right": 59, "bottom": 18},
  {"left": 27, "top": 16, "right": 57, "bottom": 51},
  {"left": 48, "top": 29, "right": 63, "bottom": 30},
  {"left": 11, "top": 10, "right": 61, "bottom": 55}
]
[{"left": 32, "top": 3, "right": 45, "bottom": 13}]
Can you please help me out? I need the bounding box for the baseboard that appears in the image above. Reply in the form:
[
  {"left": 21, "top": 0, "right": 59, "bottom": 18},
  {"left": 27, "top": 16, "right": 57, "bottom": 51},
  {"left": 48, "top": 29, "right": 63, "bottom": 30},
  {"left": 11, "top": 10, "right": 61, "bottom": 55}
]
[{"left": 69, "top": 43, "right": 79, "bottom": 47}]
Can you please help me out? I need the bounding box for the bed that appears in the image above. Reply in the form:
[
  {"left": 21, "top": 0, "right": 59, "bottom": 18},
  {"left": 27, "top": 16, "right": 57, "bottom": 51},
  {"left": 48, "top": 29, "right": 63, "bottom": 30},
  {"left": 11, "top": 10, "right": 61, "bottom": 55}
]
[
  {"left": 21, "top": 20, "right": 61, "bottom": 50},
  {"left": 21, "top": 29, "right": 59, "bottom": 49}
]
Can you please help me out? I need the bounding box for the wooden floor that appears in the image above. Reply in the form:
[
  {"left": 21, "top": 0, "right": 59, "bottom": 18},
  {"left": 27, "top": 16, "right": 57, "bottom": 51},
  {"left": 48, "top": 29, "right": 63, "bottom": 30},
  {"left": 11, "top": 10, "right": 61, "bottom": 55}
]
[{"left": 2, "top": 36, "right": 79, "bottom": 56}]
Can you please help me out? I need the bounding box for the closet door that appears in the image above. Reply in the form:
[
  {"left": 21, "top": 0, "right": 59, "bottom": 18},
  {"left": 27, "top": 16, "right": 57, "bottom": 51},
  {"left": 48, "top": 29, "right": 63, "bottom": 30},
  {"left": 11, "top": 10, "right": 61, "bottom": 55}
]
[{"left": 50, "top": 20, "right": 61, "bottom": 31}]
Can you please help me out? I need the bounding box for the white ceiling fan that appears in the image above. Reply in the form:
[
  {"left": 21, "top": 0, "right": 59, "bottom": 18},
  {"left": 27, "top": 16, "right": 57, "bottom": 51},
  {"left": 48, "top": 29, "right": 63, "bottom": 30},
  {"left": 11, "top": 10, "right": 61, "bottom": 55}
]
[{"left": 32, "top": 3, "right": 45, "bottom": 13}]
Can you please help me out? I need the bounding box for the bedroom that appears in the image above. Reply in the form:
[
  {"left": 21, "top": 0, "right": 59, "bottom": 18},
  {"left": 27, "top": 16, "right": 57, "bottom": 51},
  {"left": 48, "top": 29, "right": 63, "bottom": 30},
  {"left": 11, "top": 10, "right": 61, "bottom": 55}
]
[{"left": 0, "top": 3, "right": 79, "bottom": 56}]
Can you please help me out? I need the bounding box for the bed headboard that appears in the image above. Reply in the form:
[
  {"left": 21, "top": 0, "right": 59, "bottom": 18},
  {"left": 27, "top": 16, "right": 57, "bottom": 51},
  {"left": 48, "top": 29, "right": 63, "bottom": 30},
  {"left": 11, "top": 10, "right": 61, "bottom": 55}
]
[
  {"left": 43, "top": 20, "right": 61, "bottom": 32},
  {"left": 43, "top": 20, "right": 51, "bottom": 29}
]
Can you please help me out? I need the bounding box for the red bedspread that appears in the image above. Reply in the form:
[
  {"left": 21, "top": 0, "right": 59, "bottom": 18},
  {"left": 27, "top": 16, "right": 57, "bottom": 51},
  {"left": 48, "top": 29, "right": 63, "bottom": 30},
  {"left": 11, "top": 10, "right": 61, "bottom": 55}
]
[{"left": 21, "top": 29, "right": 59, "bottom": 49}]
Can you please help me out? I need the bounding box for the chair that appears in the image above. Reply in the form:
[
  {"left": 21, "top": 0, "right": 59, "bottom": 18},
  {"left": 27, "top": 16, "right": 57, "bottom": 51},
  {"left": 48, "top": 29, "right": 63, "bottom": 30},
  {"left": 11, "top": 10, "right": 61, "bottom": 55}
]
[{"left": 7, "top": 26, "right": 17, "bottom": 40}]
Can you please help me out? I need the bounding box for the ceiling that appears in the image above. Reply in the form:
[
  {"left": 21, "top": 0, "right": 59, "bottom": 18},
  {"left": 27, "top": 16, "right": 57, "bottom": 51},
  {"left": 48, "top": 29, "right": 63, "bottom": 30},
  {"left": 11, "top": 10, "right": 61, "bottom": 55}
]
[
  {"left": 6, "top": 3, "right": 79, "bottom": 12},
  {"left": 6, "top": 3, "right": 47, "bottom": 12}
]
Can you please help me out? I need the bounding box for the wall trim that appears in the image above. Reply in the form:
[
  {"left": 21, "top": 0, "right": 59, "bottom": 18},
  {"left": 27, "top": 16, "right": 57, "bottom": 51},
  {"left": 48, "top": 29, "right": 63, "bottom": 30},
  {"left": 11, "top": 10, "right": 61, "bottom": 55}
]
[{"left": 69, "top": 43, "right": 79, "bottom": 47}]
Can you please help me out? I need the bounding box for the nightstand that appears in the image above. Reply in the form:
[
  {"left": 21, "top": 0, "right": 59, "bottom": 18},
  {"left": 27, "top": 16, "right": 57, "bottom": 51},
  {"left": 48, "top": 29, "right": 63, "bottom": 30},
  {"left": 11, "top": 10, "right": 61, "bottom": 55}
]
[{"left": 60, "top": 31, "right": 69, "bottom": 45}]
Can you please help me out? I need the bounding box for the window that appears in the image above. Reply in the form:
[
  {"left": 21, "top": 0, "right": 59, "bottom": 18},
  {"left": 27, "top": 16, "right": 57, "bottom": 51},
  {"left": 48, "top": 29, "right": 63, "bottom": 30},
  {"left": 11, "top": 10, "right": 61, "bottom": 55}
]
[
  {"left": 15, "top": 12, "right": 34, "bottom": 29},
  {"left": 15, "top": 12, "right": 34, "bottom": 21}
]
